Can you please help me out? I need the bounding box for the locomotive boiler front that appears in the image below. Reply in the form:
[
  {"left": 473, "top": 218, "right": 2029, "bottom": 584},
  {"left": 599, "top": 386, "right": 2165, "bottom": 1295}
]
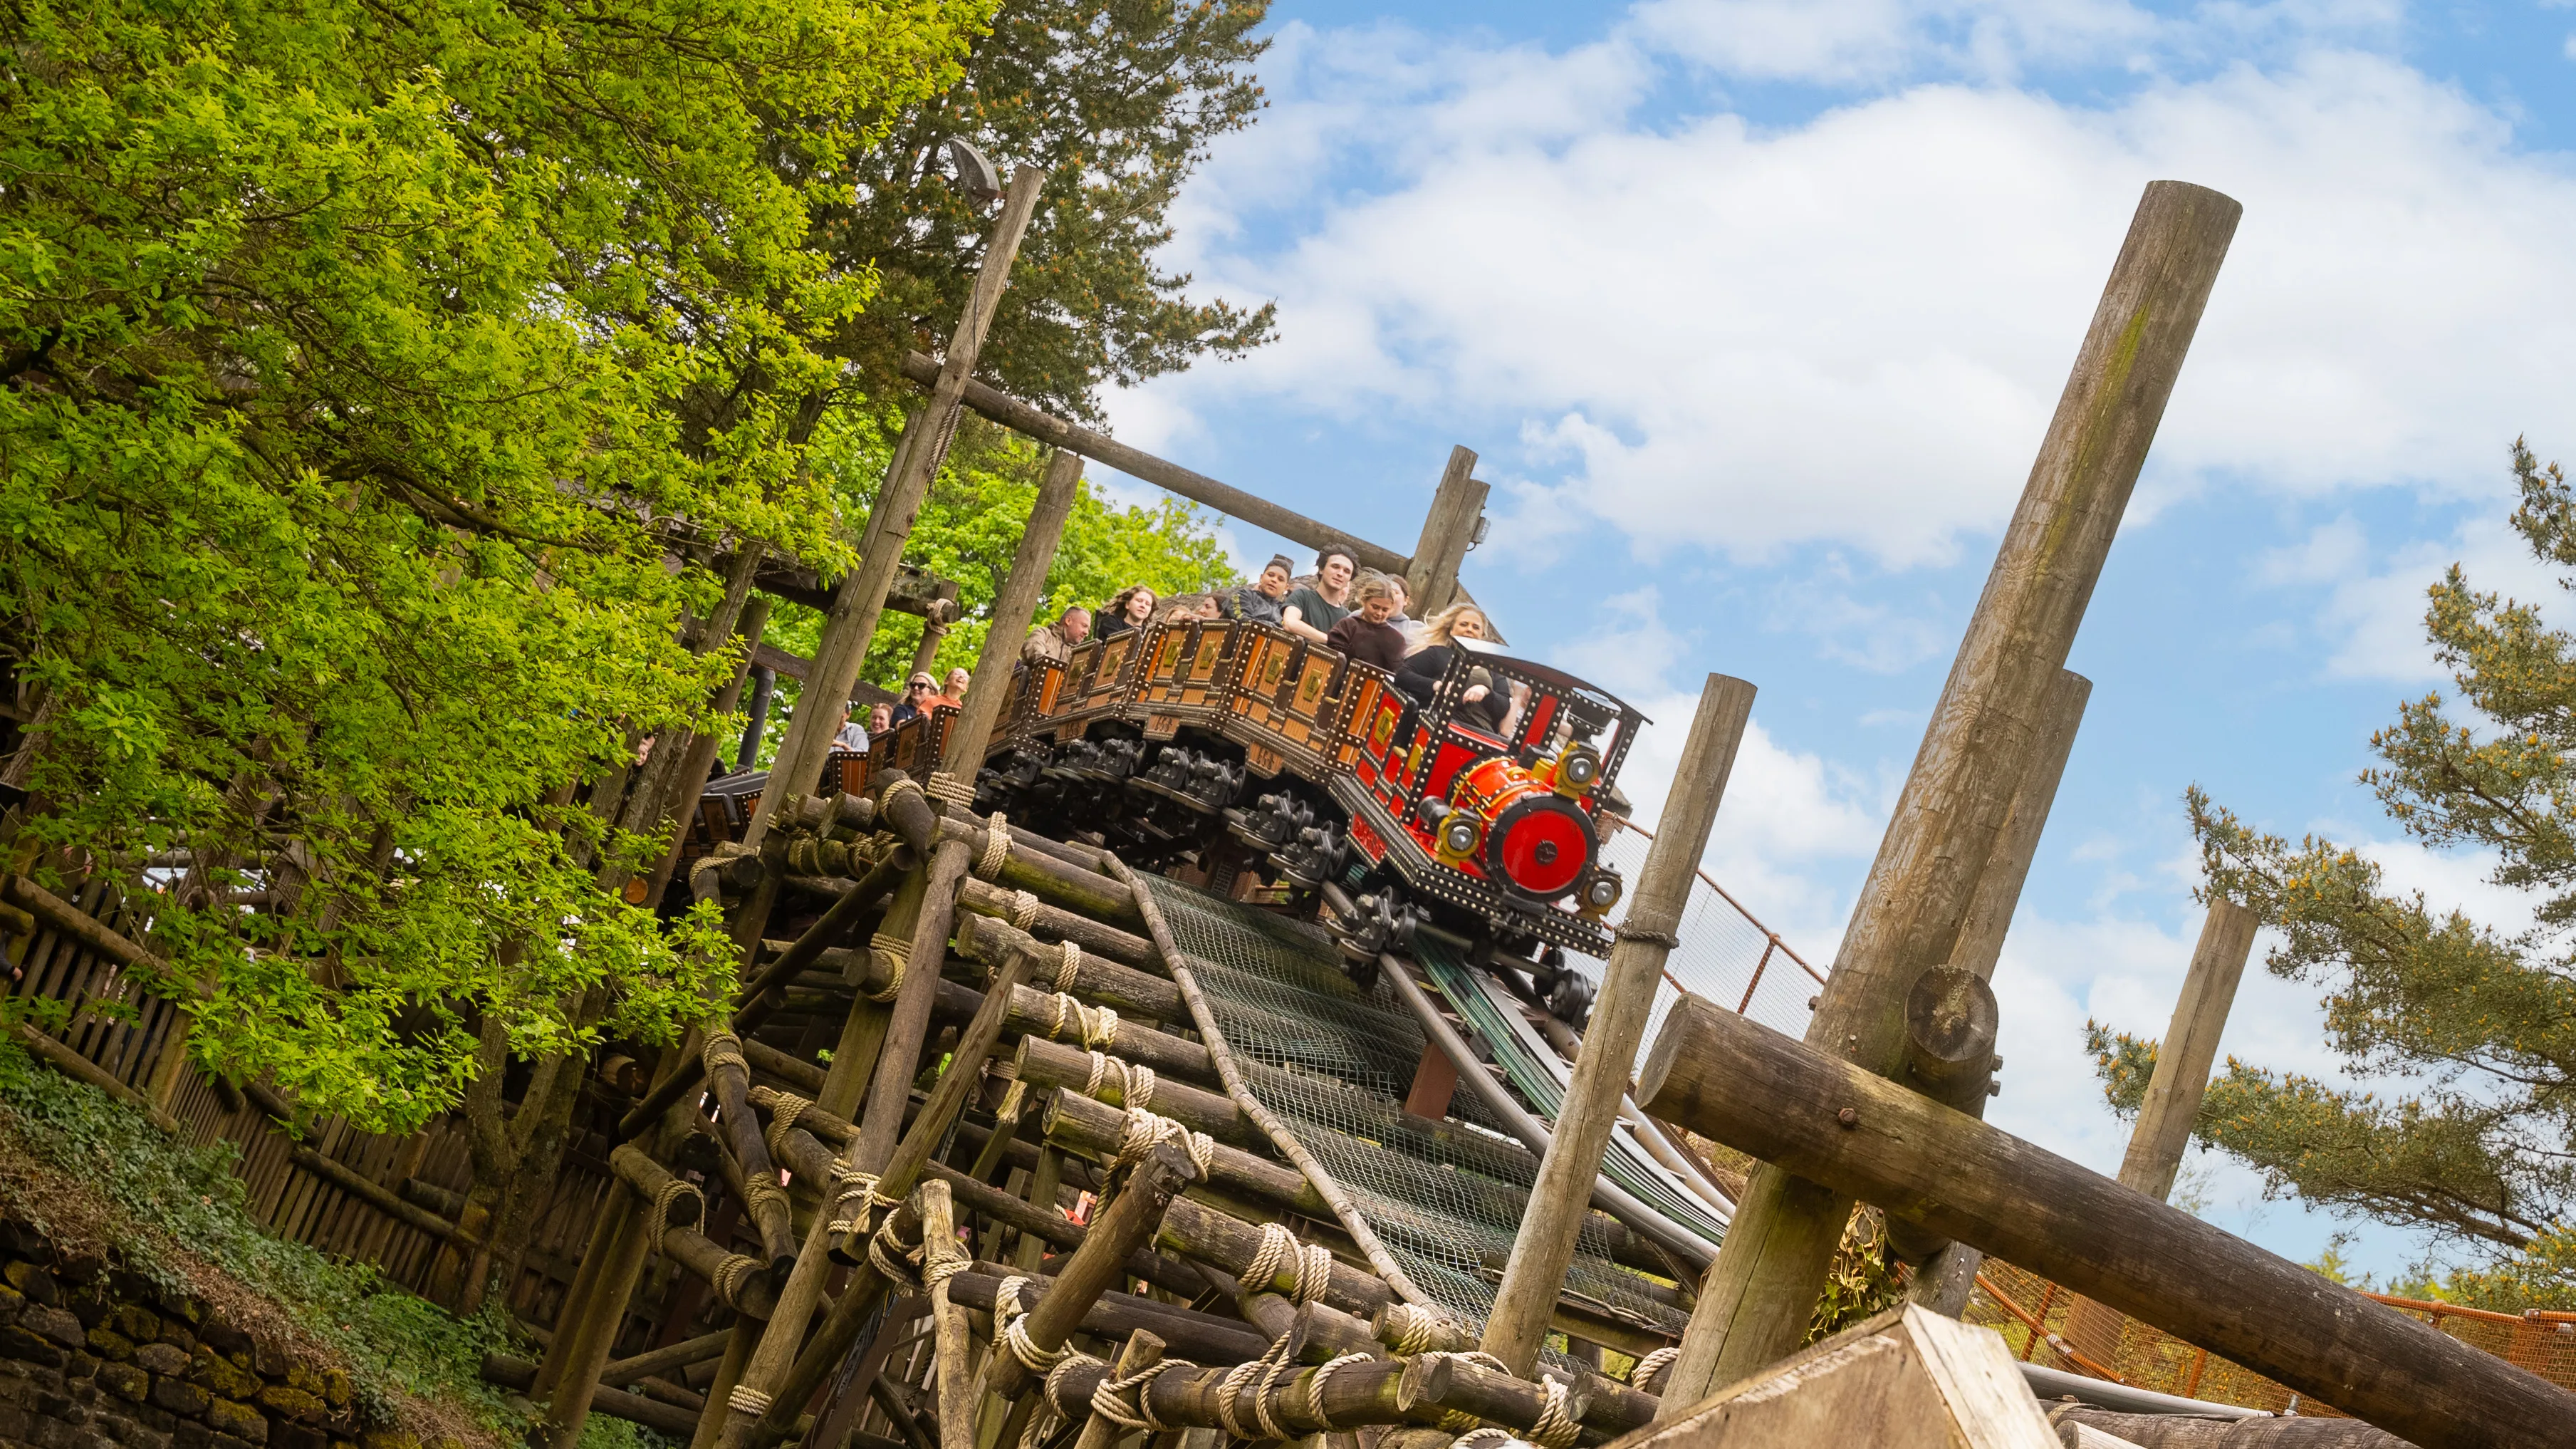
[{"left": 1444, "top": 754, "right": 1597, "bottom": 903}]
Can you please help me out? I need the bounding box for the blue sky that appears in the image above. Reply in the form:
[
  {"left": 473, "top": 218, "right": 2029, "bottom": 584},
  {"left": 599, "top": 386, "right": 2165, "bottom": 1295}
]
[{"left": 1087, "top": 1, "right": 2576, "bottom": 1282}]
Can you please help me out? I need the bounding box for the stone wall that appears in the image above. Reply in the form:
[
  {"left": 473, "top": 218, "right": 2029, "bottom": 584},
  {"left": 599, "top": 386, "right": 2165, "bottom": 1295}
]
[{"left": 0, "top": 1222, "right": 380, "bottom": 1449}]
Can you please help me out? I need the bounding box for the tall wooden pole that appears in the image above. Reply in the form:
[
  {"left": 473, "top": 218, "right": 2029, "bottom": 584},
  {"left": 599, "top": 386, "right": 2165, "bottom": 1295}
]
[
  {"left": 2060, "top": 893, "right": 2261, "bottom": 1364},
  {"left": 2118, "top": 896, "right": 2258, "bottom": 1200},
  {"left": 1658, "top": 180, "right": 2239, "bottom": 1410},
  {"left": 942, "top": 447, "right": 1085, "bottom": 774},
  {"left": 1404, "top": 447, "right": 1486, "bottom": 618},
  {"left": 748, "top": 168, "right": 1044, "bottom": 847},
  {"left": 1907, "top": 668, "right": 2088, "bottom": 1316},
  {"left": 1481, "top": 674, "right": 1756, "bottom": 1374}
]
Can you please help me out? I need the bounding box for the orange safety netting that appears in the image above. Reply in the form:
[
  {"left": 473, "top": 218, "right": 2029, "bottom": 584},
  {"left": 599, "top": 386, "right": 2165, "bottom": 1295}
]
[{"left": 1964, "top": 1258, "right": 2576, "bottom": 1416}]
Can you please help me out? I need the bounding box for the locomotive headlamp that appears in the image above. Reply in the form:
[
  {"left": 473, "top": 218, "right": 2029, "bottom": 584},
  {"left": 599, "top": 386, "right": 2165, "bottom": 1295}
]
[
  {"left": 1580, "top": 868, "right": 1625, "bottom": 916},
  {"left": 1554, "top": 742, "right": 1603, "bottom": 796},
  {"left": 1436, "top": 813, "right": 1483, "bottom": 864}
]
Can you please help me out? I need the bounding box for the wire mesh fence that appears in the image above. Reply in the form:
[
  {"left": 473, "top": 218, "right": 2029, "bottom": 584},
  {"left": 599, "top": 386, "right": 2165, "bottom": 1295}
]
[
  {"left": 1595, "top": 815, "right": 1826, "bottom": 1048},
  {"left": 1143, "top": 875, "right": 1692, "bottom": 1352}
]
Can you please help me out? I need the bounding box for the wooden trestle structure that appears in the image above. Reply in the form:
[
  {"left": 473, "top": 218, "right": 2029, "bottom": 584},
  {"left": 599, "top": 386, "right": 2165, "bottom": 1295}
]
[{"left": 6, "top": 164, "right": 2572, "bottom": 1449}]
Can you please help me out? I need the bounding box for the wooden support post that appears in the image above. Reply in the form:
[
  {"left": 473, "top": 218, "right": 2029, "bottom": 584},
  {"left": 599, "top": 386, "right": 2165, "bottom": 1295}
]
[
  {"left": 1484, "top": 674, "right": 1756, "bottom": 1375},
  {"left": 855, "top": 841, "right": 974, "bottom": 1169},
  {"left": 749, "top": 170, "right": 1044, "bottom": 848},
  {"left": 2119, "top": 897, "right": 2258, "bottom": 1200},
  {"left": 1909, "top": 670, "right": 2088, "bottom": 1316},
  {"left": 724, "top": 940, "right": 1042, "bottom": 1449},
  {"left": 1662, "top": 180, "right": 2239, "bottom": 1408},
  {"left": 1071, "top": 1331, "right": 1163, "bottom": 1449},
  {"left": 956, "top": 877, "right": 1154, "bottom": 969},
  {"left": 2057, "top": 895, "right": 2261, "bottom": 1368},
  {"left": 944, "top": 448, "right": 1085, "bottom": 775},
  {"left": 921, "top": 1182, "right": 976, "bottom": 1449},
  {"left": 976, "top": 1138, "right": 1202, "bottom": 1446},
  {"left": 1403, "top": 447, "right": 1486, "bottom": 619},
  {"left": 538, "top": 1190, "right": 658, "bottom": 1449},
  {"left": 911, "top": 579, "right": 961, "bottom": 681},
  {"left": 1637, "top": 993, "right": 2573, "bottom": 1449}
]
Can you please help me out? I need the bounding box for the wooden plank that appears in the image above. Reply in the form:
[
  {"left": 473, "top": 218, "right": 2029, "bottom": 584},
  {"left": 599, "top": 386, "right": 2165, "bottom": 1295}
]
[
  {"left": 944, "top": 446, "right": 1083, "bottom": 773},
  {"left": 1404, "top": 447, "right": 1486, "bottom": 618},
  {"left": 1637, "top": 993, "right": 2572, "bottom": 1449}
]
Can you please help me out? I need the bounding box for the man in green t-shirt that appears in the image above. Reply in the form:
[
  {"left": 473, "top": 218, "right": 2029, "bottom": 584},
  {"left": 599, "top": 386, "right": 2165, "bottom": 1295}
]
[{"left": 1281, "top": 546, "right": 1357, "bottom": 643}]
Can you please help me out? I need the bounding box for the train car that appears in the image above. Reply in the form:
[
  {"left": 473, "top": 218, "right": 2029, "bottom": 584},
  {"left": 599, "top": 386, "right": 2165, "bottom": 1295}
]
[{"left": 972, "top": 616, "right": 1644, "bottom": 1011}]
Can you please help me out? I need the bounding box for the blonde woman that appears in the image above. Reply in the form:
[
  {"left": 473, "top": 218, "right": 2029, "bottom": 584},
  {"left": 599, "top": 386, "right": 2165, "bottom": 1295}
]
[{"left": 1393, "top": 604, "right": 1506, "bottom": 730}]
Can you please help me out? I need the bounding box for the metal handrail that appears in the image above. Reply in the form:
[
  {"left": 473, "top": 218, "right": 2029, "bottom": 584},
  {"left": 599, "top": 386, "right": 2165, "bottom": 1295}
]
[{"left": 1602, "top": 814, "right": 1828, "bottom": 992}]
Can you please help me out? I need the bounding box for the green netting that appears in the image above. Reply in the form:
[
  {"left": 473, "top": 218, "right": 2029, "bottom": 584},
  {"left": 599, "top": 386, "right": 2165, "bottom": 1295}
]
[
  {"left": 1411, "top": 942, "right": 1730, "bottom": 1245},
  {"left": 1143, "top": 876, "right": 1691, "bottom": 1349}
]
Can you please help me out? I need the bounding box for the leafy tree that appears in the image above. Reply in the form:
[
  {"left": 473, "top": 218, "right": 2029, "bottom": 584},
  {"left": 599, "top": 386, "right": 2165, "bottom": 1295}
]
[
  {"left": 825, "top": 0, "right": 1278, "bottom": 417},
  {"left": 2090, "top": 440, "right": 2576, "bottom": 1311},
  {"left": 0, "top": 0, "right": 987, "bottom": 1298}
]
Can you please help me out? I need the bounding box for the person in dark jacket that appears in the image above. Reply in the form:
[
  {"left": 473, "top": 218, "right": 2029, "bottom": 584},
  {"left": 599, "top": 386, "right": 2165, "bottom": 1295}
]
[
  {"left": 1325, "top": 576, "right": 1407, "bottom": 672},
  {"left": 1226, "top": 556, "right": 1295, "bottom": 625},
  {"left": 1392, "top": 604, "right": 1506, "bottom": 731},
  {"left": 1097, "top": 585, "right": 1158, "bottom": 638}
]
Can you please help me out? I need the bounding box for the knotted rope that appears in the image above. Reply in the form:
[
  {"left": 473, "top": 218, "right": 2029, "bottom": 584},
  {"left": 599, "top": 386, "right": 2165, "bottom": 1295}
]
[
  {"left": 1241, "top": 1221, "right": 1334, "bottom": 1305},
  {"left": 1213, "top": 1334, "right": 1300, "bottom": 1442},
  {"left": 711, "top": 1253, "right": 765, "bottom": 1311},
  {"left": 925, "top": 770, "right": 976, "bottom": 808},
  {"left": 867, "top": 1207, "right": 924, "bottom": 1288},
  {"left": 995, "top": 1275, "right": 1070, "bottom": 1373},
  {"left": 1613, "top": 918, "right": 1681, "bottom": 949},
  {"left": 1054, "top": 938, "right": 1084, "bottom": 992},
  {"left": 827, "top": 1166, "right": 889, "bottom": 1237},
  {"left": 1629, "top": 1344, "right": 1679, "bottom": 1392},
  {"left": 1299, "top": 1352, "right": 1374, "bottom": 1431},
  {"left": 878, "top": 776, "right": 926, "bottom": 819},
  {"left": 726, "top": 1385, "right": 773, "bottom": 1417},
  {"left": 1527, "top": 1374, "right": 1581, "bottom": 1448},
  {"left": 1090, "top": 1359, "right": 1196, "bottom": 1433},
  {"left": 1117, "top": 1109, "right": 1215, "bottom": 1181},
  {"left": 642, "top": 1176, "right": 703, "bottom": 1249},
  {"left": 1451, "top": 1429, "right": 1528, "bottom": 1449},
  {"left": 985, "top": 1055, "right": 1028, "bottom": 1124},
  {"left": 867, "top": 931, "right": 910, "bottom": 1003},
  {"left": 1050, "top": 992, "right": 1119, "bottom": 1050},
  {"left": 1011, "top": 889, "right": 1042, "bottom": 930},
  {"left": 976, "top": 813, "right": 1011, "bottom": 881},
  {"left": 1379, "top": 1302, "right": 1464, "bottom": 1356},
  {"left": 1083, "top": 1052, "right": 1154, "bottom": 1113},
  {"left": 702, "top": 1031, "right": 748, "bottom": 1079},
  {"left": 761, "top": 1095, "right": 808, "bottom": 1160}
]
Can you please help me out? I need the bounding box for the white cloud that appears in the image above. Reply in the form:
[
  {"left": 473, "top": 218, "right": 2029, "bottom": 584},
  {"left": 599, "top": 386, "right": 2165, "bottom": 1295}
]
[
  {"left": 1121, "top": 33, "right": 2576, "bottom": 571},
  {"left": 1632, "top": 0, "right": 2155, "bottom": 85},
  {"left": 2258, "top": 508, "right": 2567, "bottom": 682}
]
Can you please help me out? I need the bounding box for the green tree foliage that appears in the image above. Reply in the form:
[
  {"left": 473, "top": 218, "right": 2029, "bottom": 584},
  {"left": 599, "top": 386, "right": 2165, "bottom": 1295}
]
[
  {"left": 761, "top": 411, "right": 1239, "bottom": 732},
  {"left": 827, "top": 0, "right": 1277, "bottom": 416},
  {"left": 2090, "top": 440, "right": 2576, "bottom": 1310},
  {"left": 0, "top": 0, "right": 987, "bottom": 1128}
]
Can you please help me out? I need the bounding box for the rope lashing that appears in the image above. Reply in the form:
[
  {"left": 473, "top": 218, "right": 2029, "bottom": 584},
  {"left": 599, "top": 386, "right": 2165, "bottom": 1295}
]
[
  {"left": 712, "top": 1253, "right": 765, "bottom": 1310},
  {"left": 1055, "top": 939, "right": 1083, "bottom": 992},
  {"left": 827, "top": 1167, "right": 885, "bottom": 1236},
  {"left": 878, "top": 776, "right": 927, "bottom": 819},
  {"left": 1380, "top": 1302, "right": 1462, "bottom": 1356},
  {"left": 762, "top": 1095, "right": 808, "bottom": 1160},
  {"left": 1213, "top": 1335, "right": 1299, "bottom": 1442},
  {"left": 1091, "top": 1359, "right": 1196, "bottom": 1433},
  {"left": 976, "top": 812, "right": 1011, "bottom": 881},
  {"left": 1300, "top": 1352, "right": 1374, "bottom": 1430},
  {"left": 642, "top": 1176, "right": 704, "bottom": 1247},
  {"left": 1011, "top": 889, "right": 1042, "bottom": 930},
  {"left": 702, "top": 1031, "right": 749, "bottom": 1078},
  {"left": 925, "top": 770, "right": 976, "bottom": 807},
  {"left": 996, "top": 1275, "right": 1071, "bottom": 1373},
  {"left": 1528, "top": 1374, "right": 1582, "bottom": 1449},
  {"left": 1029, "top": 1353, "right": 1108, "bottom": 1448},
  {"left": 1081, "top": 1051, "right": 1155, "bottom": 1113},
  {"left": 867, "top": 1208, "right": 924, "bottom": 1288},
  {"left": 986, "top": 1056, "right": 1029, "bottom": 1123},
  {"left": 1241, "top": 1221, "right": 1334, "bottom": 1305},
  {"left": 867, "top": 931, "right": 910, "bottom": 1003},
  {"left": 920, "top": 1211, "right": 970, "bottom": 1294},
  {"left": 1117, "top": 1109, "right": 1215, "bottom": 1180},
  {"left": 1451, "top": 1429, "right": 1530, "bottom": 1449},
  {"left": 726, "top": 1385, "right": 773, "bottom": 1416},
  {"left": 1050, "top": 992, "right": 1119, "bottom": 1050},
  {"left": 1614, "top": 916, "right": 1682, "bottom": 949},
  {"left": 1629, "top": 1344, "right": 1679, "bottom": 1391}
]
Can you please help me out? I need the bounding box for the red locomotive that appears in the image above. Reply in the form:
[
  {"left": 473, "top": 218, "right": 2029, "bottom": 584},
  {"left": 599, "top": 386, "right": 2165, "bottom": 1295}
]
[{"left": 897, "top": 615, "right": 1643, "bottom": 1009}]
